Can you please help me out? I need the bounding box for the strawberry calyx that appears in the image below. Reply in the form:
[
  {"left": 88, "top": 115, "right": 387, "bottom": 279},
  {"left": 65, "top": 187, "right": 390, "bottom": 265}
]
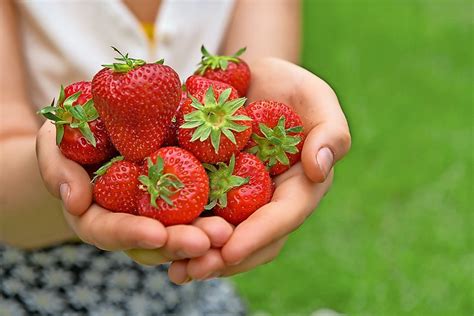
[
  {"left": 102, "top": 47, "right": 163, "bottom": 73},
  {"left": 196, "top": 46, "right": 246, "bottom": 75},
  {"left": 91, "top": 156, "right": 124, "bottom": 182},
  {"left": 139, "top": 157, "right": 184, "bottom": 207},
  {"left": 248, "top": 117, "right": 303, "bottom": 168},
  {"left": 204, "top": 155, "right": 249, "bottom": 210},
  {"left": 180, "top": 87, "right": 251, "bottom": 153},
  {"left": 37, "top": 86, "right": 99, "bottom": 146}
]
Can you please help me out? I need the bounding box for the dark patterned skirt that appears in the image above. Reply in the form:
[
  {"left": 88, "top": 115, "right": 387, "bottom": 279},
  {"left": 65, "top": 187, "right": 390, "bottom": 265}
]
[{"left": 0, "top": 243, "right": 247, "bottom": 316}]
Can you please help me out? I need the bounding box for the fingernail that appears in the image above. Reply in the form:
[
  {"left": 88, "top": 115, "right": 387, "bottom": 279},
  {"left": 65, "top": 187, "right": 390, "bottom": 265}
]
[
  {"left": 181, "top": 276, "right": 192, "bottom": 284},
  {"left": 205, "top": 272, "right": 221, "bottom": 280},
  {"left": 138, "top": 240, "right": 162, "bottom": 249},
  {"left": 59, "top": 183, "right": 70, "bottom": 202},
  {"left": 229, "top": 259, "right": 242, "bottom": 266},
  {"left": 176, "top": 250, "right": 188, "bottom": 259},
  {"left": 316, "top": 147, "right": 334, "bottom": 178}
]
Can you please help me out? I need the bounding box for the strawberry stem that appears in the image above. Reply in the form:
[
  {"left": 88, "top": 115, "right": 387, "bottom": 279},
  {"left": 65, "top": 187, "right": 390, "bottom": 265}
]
[
  {"left": 102, "top": 47, "right": 146, "bottom": 73},
  {"left": 91, "top": 156, "right": 124, "bottom": 182},
  {"left": 248, "top": 116, "right": 303, "bottom": 168},
  {"left": 196, "top": 46, "right": 246, "bottom": 75},
  {"left": 37, "top": 86, "right": 99, "bottom": 146},
  {"left": 180, "top": 87, "right": 251, "bottom": 153},
  {"left": 204, "top": 155, "right": 249, "bottom": 209},
  {"left": 139, "top": 157, "right": 184, "bottom": 208}
]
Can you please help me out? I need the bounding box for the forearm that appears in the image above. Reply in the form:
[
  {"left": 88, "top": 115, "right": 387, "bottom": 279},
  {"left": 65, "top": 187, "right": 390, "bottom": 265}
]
[
  {"left": 0, "top": 135, "right": 75, "bottom": 249},
  {"left": 221, "top": 0, "right": 301, "bottom": 65}
]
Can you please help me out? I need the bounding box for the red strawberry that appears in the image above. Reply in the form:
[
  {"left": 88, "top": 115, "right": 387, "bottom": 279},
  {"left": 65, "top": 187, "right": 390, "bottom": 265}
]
[
  {"left": 92, "top": 47, "right": 181, "bottom": 162},
  {"left": 137, "top": 147, "right": 209, "bottom": 226},
  {"left": 162, "top": 90, "right": 187, "bottom": 146},
  {"left": 205, "top": 153, "right": 272, "bottom": 225},
  {"left": 92, "top": 156, "right": 141, "bottom": 214},
  {"left": 246, "top": 100, "right": 305, "bottom": 176},
  {"left": 38, "top": 81, "right": 116, "bottom": 165},
  {"left": 177, "top": 86, "right": 252, "bottom": 163},
  {"left": 196, "top": 46, "right": 251, "bottom": 96},
  {"left": 186, "top": 75, "right": 239, "bottom": 99}
]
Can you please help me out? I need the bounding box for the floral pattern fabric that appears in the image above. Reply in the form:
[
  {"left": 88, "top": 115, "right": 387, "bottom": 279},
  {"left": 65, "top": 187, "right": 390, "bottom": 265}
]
[{"left": 0, "top": 243, "right": 246, "bottom": 316}]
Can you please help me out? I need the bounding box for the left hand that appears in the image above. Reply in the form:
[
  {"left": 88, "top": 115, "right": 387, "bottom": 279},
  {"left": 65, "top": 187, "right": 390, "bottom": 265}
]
[{"left": 167, "top": 57, "right": 351, "bottom": 283}]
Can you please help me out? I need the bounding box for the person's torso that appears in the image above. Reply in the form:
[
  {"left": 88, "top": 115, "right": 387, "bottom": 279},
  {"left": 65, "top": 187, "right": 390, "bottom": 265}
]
[{"left": 15, "top": 0, "right": 235, "bottom": 108}]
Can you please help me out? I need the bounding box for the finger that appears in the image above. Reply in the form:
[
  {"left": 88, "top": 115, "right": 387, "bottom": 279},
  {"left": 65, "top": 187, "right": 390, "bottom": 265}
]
[
  {"left": 63, "top": 204, "right": 167, "bottom": 251},
  {"left": 248, "top": 58, "right": 351, "bottom": 183},
  {"left": 184, "top": 238, "right": 287, "bottom": 281},
  {"left": 192, "top": 216, "right": 234, "bottom": 248},
  {"left": 36, "top": 121, "right": 92, "bottom": 216},
  {"left": 160, "top": 225, "right": 211, "bottom": 259},
  {"left": 187, "top": 248, "right": 226, "bottom": 280},
  {"left": 301, "top": 122, "right": 351, "bottom": 183},
  {"left": 294, "top": 68, "right": 350, "bottom": 183},
  {"left": 125, "top": 249, "right": 169, "bottom": 266},
  {"left": 168, "top": 260, "right": 190, "bottom": 285},
  {"left": 125, "top": 225, "right": 212, "bottom": 266},
  {"left": 221, "top": 237, "right": 287, "bottom": 277},
  {"left": 221, "top": 164, "right": 332, "bottom": 265}
]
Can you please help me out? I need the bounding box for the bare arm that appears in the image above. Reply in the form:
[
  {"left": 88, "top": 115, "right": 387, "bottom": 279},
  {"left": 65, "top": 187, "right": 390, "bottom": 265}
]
[
  {"left": 0, "top": 0, "right": 75, "bottom": 249},
  {"left": 221, "top": 0, "right": 301, "bottom": 64}
]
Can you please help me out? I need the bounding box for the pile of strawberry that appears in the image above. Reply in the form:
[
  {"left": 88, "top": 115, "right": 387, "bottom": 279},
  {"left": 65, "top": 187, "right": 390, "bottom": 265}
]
[{"left": 39, "top": 46, "right": 305, "bottom": 226}]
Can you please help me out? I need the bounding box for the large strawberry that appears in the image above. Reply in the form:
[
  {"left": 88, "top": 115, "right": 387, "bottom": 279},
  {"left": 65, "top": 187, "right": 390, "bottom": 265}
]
[
  {"left": 38, "top": 81, "right": 115, "bottom": 165},
  {"left": 137, "top": 147, "right": 209, "bottom": 226},
  {"left": 92, "top": 156, "right": 141, "bottom": 214},
  {"left": 246, "top": 100, "right": 305, "bottom": 176},
  {"left": 92, "top": 47, "right": 181, "bottom": 162},
  {"left": 177, "top": 86, "right": 252, "bottom": 163},
  {"left": 196, "top": 46, "right": 251, "bottom": 96},
  {"left": 162, "top": 90, "right": 187, "bottom": 147},
  {"left": 205, "top": 153, "right": 272, "bottom": 225},
  {"left": 186, "top": 75, "right": 239, "bottom": 99}
]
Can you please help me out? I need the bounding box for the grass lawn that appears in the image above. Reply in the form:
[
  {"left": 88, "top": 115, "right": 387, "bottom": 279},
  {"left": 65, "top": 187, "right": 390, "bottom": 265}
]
[{"left": 231, "top": 0, "right": 473, "bottom": 315}]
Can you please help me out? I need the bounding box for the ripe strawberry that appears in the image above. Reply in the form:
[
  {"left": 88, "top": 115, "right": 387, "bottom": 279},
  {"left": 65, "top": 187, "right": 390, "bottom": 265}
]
[
  {"left": 177, "top": 86, "right": 252, "bottom": 163},
  {"left": 186, "top": 75, "right": 239, "bottom": 99},
  {"left": 137, "top": 147, "right": 209, "bottom": 226},
  {"left": 162, "top": 90, "right": 187, "bottom": 147},
  {"left": 205, "top": 153, "right": 272, "bottom": 225},
  {"left": 38, "top": 81, "right": 116, "bottom": 165},
  {"left": 92, "top": 47, "right": 181, "bottom": 162},
  {"left": 246, "top": 100, "right": 305, "bottom": 176},
  {"left": 196, "top": 46, "right": 251, "bottom": 96},
  {"left": 92, "top": 156, "right": 141, "bottom": 214}
]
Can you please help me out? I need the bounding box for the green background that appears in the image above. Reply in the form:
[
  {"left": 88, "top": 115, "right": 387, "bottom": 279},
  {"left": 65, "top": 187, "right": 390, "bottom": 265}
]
[{"left": 232, "top": 0, "right": 473, "bottom": 315}]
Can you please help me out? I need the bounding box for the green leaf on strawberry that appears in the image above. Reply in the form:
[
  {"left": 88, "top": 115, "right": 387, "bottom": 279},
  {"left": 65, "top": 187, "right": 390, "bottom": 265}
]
[
  {"left": 248, "top": 116, "right": 303, "bottom": 168},
  {"left": 37, "top": 86, "right": 99, "bottom": 147},
  {"left": 197, "top": 45, "right": 246, "bottom": 75},
  {"left": 180, "top": 87, "right": 251, "bottom": 153},
  {"left": 203, "top": 155, "right": 250, "bottom": 210},
  {"left": 138, "top": 157, "right": 184, "bottom": 208},
  {"left": 91, "top": 156, "right": 125, "bottom": 182}
]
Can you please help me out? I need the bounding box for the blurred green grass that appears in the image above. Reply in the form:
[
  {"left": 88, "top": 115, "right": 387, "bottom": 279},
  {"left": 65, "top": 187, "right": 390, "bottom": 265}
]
[{"left": 232, "top": 0, "right": 473, "bottom": 315}]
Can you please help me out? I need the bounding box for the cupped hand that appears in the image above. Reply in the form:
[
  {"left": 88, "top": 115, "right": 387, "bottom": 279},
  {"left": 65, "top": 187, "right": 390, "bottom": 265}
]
[
  {"left": 167, "top": 57, "right": 351, "bottom": 283},
  {"left": 168, "top": 164, "right": 333, "bottom": 282},
  {"left": 36, "top": 121, "right": 233, "bottom": 263}
]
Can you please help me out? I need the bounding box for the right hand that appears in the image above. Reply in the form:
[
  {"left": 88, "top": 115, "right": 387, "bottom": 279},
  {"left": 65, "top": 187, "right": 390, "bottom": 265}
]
[{"left": 36, "top": 121, "right": 233, "bottom": 264}]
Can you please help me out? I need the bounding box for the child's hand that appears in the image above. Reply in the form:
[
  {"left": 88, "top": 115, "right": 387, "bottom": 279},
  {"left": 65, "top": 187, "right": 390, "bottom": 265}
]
[
  {"left": 36, "top": 122, "right": 233, "bottom": 262},
  {"left": 168, "top": 164, "right": 333, "bottom": 282},
  {"left": 167, "top": 58, "right": 351, "bottom": 282}
]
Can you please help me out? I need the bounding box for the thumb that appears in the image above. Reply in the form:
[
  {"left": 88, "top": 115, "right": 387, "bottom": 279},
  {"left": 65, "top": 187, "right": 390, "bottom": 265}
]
[
  {"left": 301, "top": 122, "right": 351, "bottom": 182},
  {"left": 36, "top": 122, "right": 93, "bottom": 216}
]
